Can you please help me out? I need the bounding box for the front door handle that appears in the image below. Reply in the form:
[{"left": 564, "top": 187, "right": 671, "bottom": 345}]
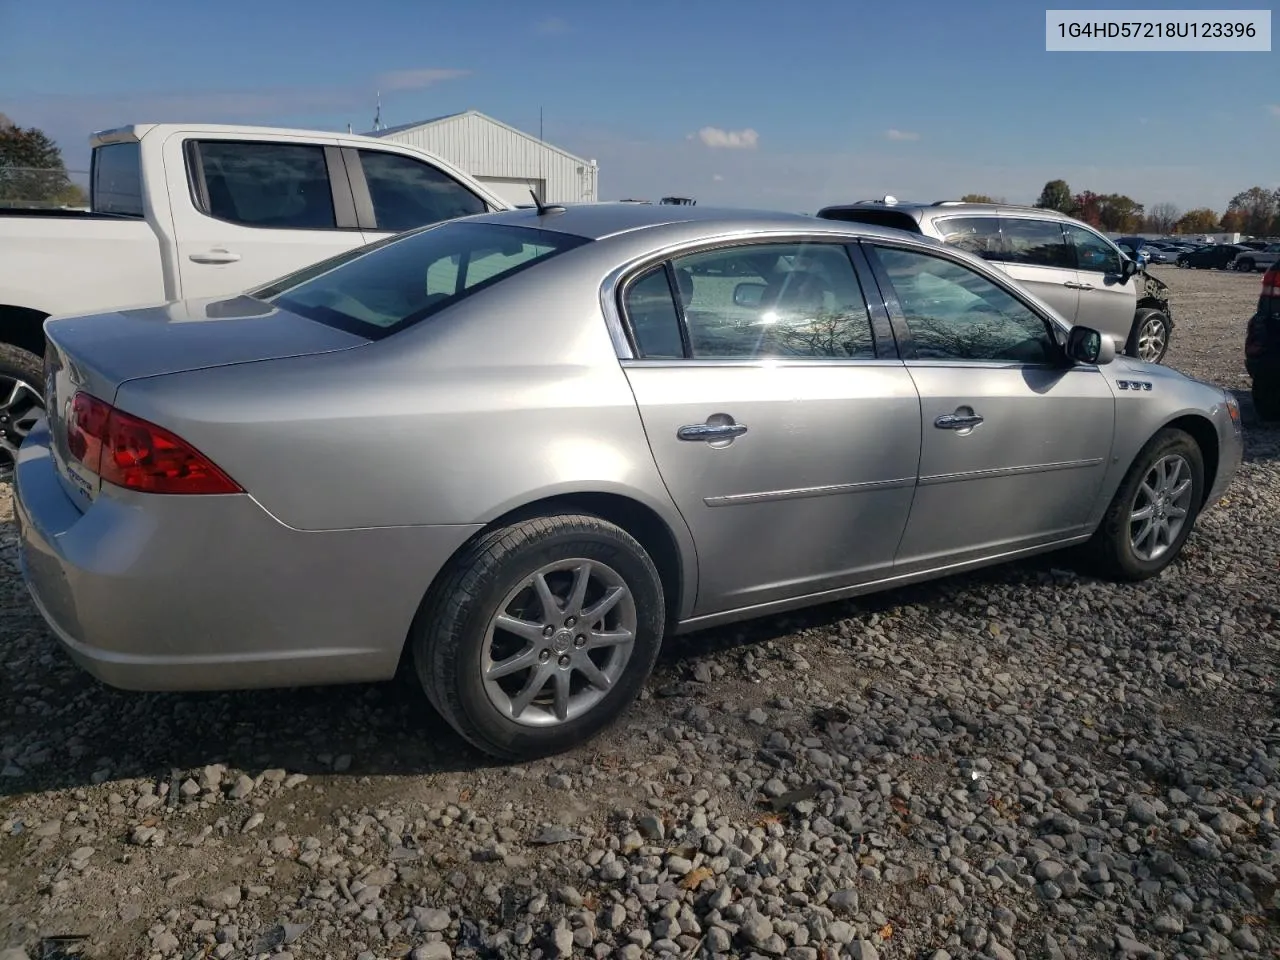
[
  {"left": 1075, "top": 282, "right": 1095, "bottom": 290},
  {"left": 677, "top": 422, "right": 748, "bottom": 442},
  {"left": 189, "top": 249, "right": 242, "bottom": 264},
  {"left": 1062, "top": 280, "right": 1082, "bottom": 289},
  {"left": 935, "top": 413, "right": 984, "bottom": 430}
]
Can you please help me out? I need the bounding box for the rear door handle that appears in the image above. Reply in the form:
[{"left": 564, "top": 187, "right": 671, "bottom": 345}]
[
  {"left": 1062, "top": 280, "right": 1082, "bottom": 289},
  {"left": 189, "top": 249, "right": 241, "bottom": 264},
  {"left": 677, "top": 422, "right": 748, "bottom": 442},
  {"left": 1075, "top": 282, "right": 1094, "bottom": 290},
  {"left": 934, "top": 413, "right": 984, "bottom": 430}
]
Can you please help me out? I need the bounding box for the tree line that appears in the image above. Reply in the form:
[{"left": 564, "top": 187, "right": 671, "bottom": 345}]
[
  {"left": 0, "top": 114, "right": 88, "bottom": 208},
  {"left": 961, "top": 183, "right": 1279, "bottom": 237}
]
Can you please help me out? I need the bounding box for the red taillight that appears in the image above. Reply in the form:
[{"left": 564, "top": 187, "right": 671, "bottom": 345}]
[
  {"left": 1262, "top": 266, "right": 1280, "bottom": 300},
  {"left": 66, "top": 391, "right": 241, "bottom": 495}
]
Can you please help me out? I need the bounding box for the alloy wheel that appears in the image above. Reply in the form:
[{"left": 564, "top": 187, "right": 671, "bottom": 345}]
[
  {"left": 481, "top": 558, "right": 638, "bottom": 727},
  {"left": 1129, "top": 454, "right": 1194, "bottom": 562},
  {"left": 0, "top": 376, "right": 42, "bottom": 479},
  {"left": 1136, "top": 315, "right": 1167, "bottom": 363}
]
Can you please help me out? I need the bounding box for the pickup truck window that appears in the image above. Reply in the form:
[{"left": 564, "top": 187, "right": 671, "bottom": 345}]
[
  {"left": 191, "top": 141, "right": 336, "bottom": 230},
  {"left": 92, "top": 142, "right": 144, "bottom": 217},
  {"left": 357, "top": 150, "right": 487, "bottom": 231}
]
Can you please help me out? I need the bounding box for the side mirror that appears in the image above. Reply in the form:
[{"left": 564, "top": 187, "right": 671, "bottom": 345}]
[
  {"left": 1066, "top": 325, "right": 1116, "bottom": 365},
  {"left": 733, "top": 281, "right": 767, "bottom": 307}
]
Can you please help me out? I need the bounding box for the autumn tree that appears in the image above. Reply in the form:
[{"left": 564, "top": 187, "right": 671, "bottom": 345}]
[
  {"left": 1071, "top": 191, "right": 1103, "bottom": 226},
  {"left": 1144, "top": 202, "right": 1180, "bottom": 233},
  {"left": 1219, "top": 208, "right": 1248, "bottom": 233},
  {"left": 0, "top": 117, "right": 86, "bottom": 207},
  {"left": 1035, "top": 179, "right": 1073, "bottom": 213},
  {"left": 1225, "top": 186, "right": 1277, "bottom": 236},
  {"left": 1174, "top": 208, "right": 1220, "bottom": 234}
]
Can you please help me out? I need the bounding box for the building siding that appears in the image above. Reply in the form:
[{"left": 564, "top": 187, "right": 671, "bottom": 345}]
[{"left": 378, "top": 112, "right": 597, "bottom": 204}]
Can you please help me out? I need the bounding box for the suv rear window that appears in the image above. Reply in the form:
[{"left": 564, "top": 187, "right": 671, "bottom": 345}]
[
  {"left": 254, "top": 221, "right": 589, "bottom": 339},
  {"left": 816, "top": 207, "right": 922, "bottom": 233}
]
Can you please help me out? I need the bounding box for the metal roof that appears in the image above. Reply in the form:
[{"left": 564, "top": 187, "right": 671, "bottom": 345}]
[{"left": 367, "top": 109, "right": 595, "bottom": 167}]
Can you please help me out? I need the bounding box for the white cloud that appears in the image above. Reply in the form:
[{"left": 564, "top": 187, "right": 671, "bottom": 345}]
[
  {"left": 712, "top": 173, "right": 724, "bottom": 181},
  {"left": 536, "top": 17, "right": 570, "bottom": 34},
  {"left": 884, "top": 129, "right": 920, "bottom": 141},
  {"left": 697, "top": 126, "right": 759, "bottom": 149},
  {"left": 377, "top": 68, "right": 470, "bottom": 91}
]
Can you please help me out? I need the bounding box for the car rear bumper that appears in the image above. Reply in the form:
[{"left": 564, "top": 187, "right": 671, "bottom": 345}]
[{"left": 14, "top": 419, "right": 482, "bottom": 692}]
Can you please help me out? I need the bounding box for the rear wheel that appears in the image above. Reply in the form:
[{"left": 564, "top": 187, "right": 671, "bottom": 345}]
[
  {"left": 411, "top": 514, "right": 665, "bottom": 760},
  {"left": 1082, "top": 428, "right": 1204, "bottom": 581},
  {"left": 1127, "top": 308, "right": 1170, "bottom": 364},
  {"left": 1238, "top": 258, "right": 1256, "bottom": 272},
  {"left": 0, "top": 343, "right": 44, "bottom": 481}
]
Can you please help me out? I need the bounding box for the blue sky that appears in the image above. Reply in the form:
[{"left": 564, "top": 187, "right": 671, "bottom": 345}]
[{"left": 2, "top": 0, "right": 1277, "bottom": 213}]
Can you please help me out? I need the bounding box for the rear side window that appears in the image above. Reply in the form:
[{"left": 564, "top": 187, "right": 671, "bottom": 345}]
[
  {"left": 1000, "top": 218, "right": 1072, "bottom": 269},
  {"left": 192, "top": 141, "right": 335, "bottom": 229},
  {"left": 256, "top": 221, "right": 588, "bottom": 339},
  {"left": 934, "top": 217, "right": 1003, "bottom": 260},
  {"left": 623, "top": 266, "right": 686, "bottom": 358},
  {"left": 92, "top": 142, "right": 143, "bottom": 216},
  {"left": 358, "top": 150, "right": 487, "bottom": 231}
]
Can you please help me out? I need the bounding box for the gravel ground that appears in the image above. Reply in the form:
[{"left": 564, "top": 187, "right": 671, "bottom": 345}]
[{"left": 1, "top": 265, "right": 1277, "bottom": 960}]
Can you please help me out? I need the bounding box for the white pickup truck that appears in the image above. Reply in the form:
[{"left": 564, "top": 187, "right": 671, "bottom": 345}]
[{"left": 0, "top": 122, "right": 511, "bottom": 471}]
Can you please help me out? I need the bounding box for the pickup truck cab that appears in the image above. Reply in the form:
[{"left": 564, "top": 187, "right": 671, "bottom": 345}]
[{"left": 0, "top": 122, "right": 510, "bottom": 472}]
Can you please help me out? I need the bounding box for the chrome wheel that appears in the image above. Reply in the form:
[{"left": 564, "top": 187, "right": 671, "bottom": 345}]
[
  {"left": 481, "top": 558, "right": 637, "bottom": 727},
  {"left": 0, "top": 376, "right": 42, "bottom": 478},
  {"left": 1136, "top": 314, "right": 1167, "bottom": 363},
  {"left": 1129, "top": 454, "right": 1194, "bottom": 562}
]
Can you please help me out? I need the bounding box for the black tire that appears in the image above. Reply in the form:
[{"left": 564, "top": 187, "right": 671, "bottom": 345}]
[
  {"left": 0, "top": 342, "right": 46, "bottom": 479},
  {"left": 1082, "top": 428, "right": 1205, "bottom": 582},
  {"left": 1125, "top": 307, "right": 1171, "bottom": 364},
  {"left": 1253, "top": 378, "right": 1280, "bottom": 422},
  {"left": 411, "top": 513, "right": 665, "bottom": 760},
  {"left": 1238, "top": 258, "right": 1256, "bottom": 272}
]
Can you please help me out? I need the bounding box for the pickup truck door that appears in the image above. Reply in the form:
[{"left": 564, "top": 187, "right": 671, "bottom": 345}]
[{"left": 166, "top": 132, "right": 369, "bottom": 300}]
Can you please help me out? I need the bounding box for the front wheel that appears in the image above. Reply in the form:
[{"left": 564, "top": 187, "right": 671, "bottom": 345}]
[
  {"left": 1127, "top": 308, "right": 1171, "bottom": 364},
  {"left": 411, "top": 513, "right": 665, "bottom": 760},
  {"left": 1082, "top": 428, "right": 1204, "bottom": 581},
  {"left": 0, "top": 343, "right": 45, "bottom": 480}
]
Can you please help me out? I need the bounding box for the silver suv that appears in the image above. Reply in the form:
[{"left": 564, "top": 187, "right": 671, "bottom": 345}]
[{"left": 816, "top": 199, "right": 1174, "bottom": 364}]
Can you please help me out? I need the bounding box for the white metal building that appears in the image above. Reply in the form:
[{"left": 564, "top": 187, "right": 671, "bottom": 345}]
[{"left": 372, "top": 110, "right": 598, "bottom": 207}]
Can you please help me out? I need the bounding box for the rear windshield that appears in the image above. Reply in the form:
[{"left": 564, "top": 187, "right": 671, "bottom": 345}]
[
  {"left": 253, "top": 221, "right": 589, "bottom": 339},
  {"left": 816, "top": 207, "right": 922, "bottom": 233}
]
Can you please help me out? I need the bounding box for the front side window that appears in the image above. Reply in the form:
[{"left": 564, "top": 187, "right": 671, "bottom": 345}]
[
  {"left": 357, "top": 150, "right": 488, "bottom": 232},
  {"left": 667, "top": 242, "right": 876, "bottom": 360},
  {"left": 194, "top": 141, "right": 335, "bottom": 229},
  {"left": 1065, "top": 224, "right": 1123, "bottom": 275},
  {"left": 870, "top": 245, "right": 1058, "bottom": 364},
  {"left": 91, "top": 142, "right": 143, "bottom": 216},
  {"left": 1000, "top": 218, "right": 1072, "bottom": 269},
  {"left": 934, "top": 217, "right": 1004, "bottom": 260},
  {"left": 257, "top": 222, "right": 588, "bottom": 338}
]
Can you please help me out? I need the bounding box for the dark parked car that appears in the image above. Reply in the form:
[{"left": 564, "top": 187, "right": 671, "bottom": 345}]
[
  {"left": 1246, "top": 264, "right": 1280, "bottom": 420},
  {"left": 1176, "top": 244, "right": 1248, "bottom": 270}
]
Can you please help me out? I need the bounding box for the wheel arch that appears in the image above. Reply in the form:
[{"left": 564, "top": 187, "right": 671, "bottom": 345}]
[
  {"left": 1162, "top": 413, "right": 1219, "bottom": 508},
  {"left": 0, "top": 304, "right": 51, "bottom": 364}
]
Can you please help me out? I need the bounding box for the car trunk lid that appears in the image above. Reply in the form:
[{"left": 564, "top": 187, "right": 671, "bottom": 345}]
[{"left": 42, "top": 295, "right": 368, "bottom": 507}]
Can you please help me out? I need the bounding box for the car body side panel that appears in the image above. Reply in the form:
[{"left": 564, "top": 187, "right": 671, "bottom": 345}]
[{"left": 14, "top": 419, "right": 481, "bottom": 690}]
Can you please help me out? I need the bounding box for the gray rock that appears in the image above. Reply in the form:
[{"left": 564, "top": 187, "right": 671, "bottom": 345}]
[
  {"left": 410, "top": 945, "right": 452, "bottom": 960},
  {"left": 828, "top": 888, "right": 859, "bottom": 914},
  {"left": 848, "top": 941, "right": 880, "bottom": 960},
  {"left": 201, "top": 885, "right": 242, "bottom": 910}
]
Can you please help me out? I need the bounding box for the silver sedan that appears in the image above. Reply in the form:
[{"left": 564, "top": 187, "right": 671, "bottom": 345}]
[{"left": 15, "top": 204, "right": 1243, "bottom": 759}]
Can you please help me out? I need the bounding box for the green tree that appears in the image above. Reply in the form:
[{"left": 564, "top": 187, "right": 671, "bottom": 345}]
[
  {"left": 1225, "top": 186, "right": 1276, "bottom": 236},
  {"left": 1174, "top": 208, "right": 1220, "bottom": 234},
  {"left": 960, "top": 193, "right": 997, "bottom": 203},
  {"left": 1096, "top": 193, "right": 1144, "bottom": 232},
  {"left": 1035, "top": 179, "right": 1073, "bottom": 212},
  {"left": 0, "top": 117, "right": 85, "bottom": 208}
]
